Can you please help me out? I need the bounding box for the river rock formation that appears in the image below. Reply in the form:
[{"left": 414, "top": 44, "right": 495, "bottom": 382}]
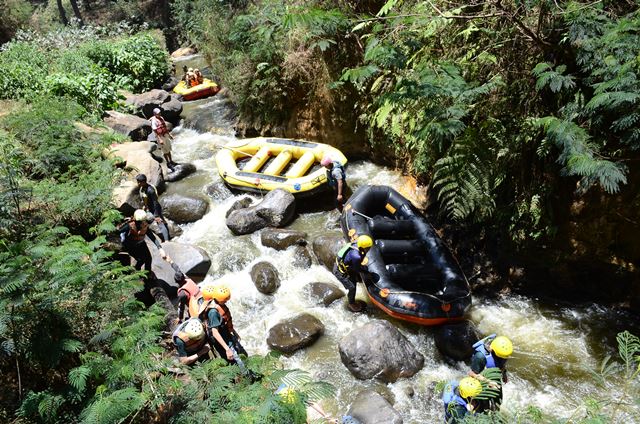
[
  {"left": 291, "top": 246, "right": 313, "bottom": 269},
  {"left": 104, "top": 111, "right": 151, "bottom": 141},
  {"left": 347, "top": 390, "right": 403, "bottom": 424},
  {"left": 250, "top": 261, "right": 281, "bottom": 294},
  {"left": 205, "top": 181, "right": 233, "bottom": 201},
  {"left": 160, "top": 194, "right": 209, "bottom": 223},
  {"left": 165, "top": 162, "right": 196, "bottom": 183},
  {"left": 434, "top": 320, "right": 480, "bottom": 361},
  {"left": 161, "top": 241, "right": 211, "bottom": 279},
  {"left": 338, "top": 320, "right": 424, "bottom": 383},
  {"left": 126, "top": 89, "right": 183, "bottom": 125},
  {"left": 226, "top": 189, "right": 296, "bottom": 235},
  {"left": 261, "top": 228, "right": 308, "bottom": 250},
  {"left": 304, "top": 282, "right": 345, "bottom": 306},
  {"left": 267, "top": 313, "right": 324, "bottom": 354},
  {"left": 311, "top": 233, "right": 344, "bottom": 270}
]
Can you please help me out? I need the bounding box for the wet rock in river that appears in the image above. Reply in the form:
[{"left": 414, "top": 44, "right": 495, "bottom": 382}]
[
  {"left": 226, "top": 189, "right": 296, "bottom": 235},
  {"left": 305, "top": 282, "right": 345, "bottom": 306},
  {"left": 434, "top": 320, "right": 480, "bottom": 361},
  {"left": 291, "top": 245, "right": 313, "bottom": 269},
  {"left": 205, "top": 181, "right": 233, "bottom": 201},
  {"left": 162, "top": 241, "right": 212, "bottom": 279},
  {"left": 126, "top": 89, "right": 170, "bottom": 119},
  {"left": 160, "top": 98, "right": 183, "bottom": 125},
  {"left": 225, "top": 197, "right": 253, "bottom": 218},
  {"left": 311, "top": 233, "right": 344, "bottom": 270},
  {"left": 162, "top": 77, "right": 180, "bottom": 92},
  {"left": 250, "top": 261, "right": 281, "bottom": 294},
  {"left": 166, "top": 163, "right": 196, "bottom": 183},
  {"left": 160, "top": 194, "right": 209, "bottom": 223},
  {"left": 267, "top": 313, "right": 324, "bottom": 354},
  {"left": 338, "top": 320, "right": 424, "bottom": 383},
  {"left": 347, "top": 390, "right": 403, "bottom": 424},
  {"left": 261, "top": 228, "right": 308, "bottom": 250}
]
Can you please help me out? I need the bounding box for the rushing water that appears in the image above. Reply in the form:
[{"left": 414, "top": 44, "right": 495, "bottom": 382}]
[{"left": 164, "top": 78, "right": 640, "bottom": 422}]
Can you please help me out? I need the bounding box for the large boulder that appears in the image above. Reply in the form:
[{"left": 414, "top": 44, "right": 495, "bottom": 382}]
[
  {"left": 261, "top": 228, "right": 308, "bottom": 251},
  {"left": 305, "top": 282, "right": 345, "bottom": 306},
  {"left": 166, "top": 162, "right": 196, "bottom": 183},
  {"left": 226, "top": 190, "right": 295, "bottom": 235},
  {"left": 267, "top": 314, "right": 324, "bottom": 354},
  {"left": 161, "top": 241, "right": 212, "bottom": 279},
  {"left": 103, "top": 141, "right": 156, "bottom": 166},
  {"left": 104, "top": 111, "right": 151, "bottom": 141},
  {"left": 112, "top": 180, "right": 139, "bottom": 216},
  {"left": 171, "top": 46, "right": 197, "bottom": 58},
  {"left": 225, "top": 197, "right": 253, "bottom": 218},
  {"left": 291, "top": 246, "right": 312, "bottom": 269},
  {"left": 159, "top": 98, "right": 183, "bottom": 125},
  {"left": 338, "top": 320, "right": 424, "bottom": 383},
  {"left": 162, "top": 77, "right": 180, "bottom": 92},
  {"left": 146, "top": 239, "right": 178, "bottom": 292},
  {"left": 124, "top": 150, "right": 164, "bottom": 189},
  {"left": 347, "top": 390, "right": 403, "bottom": 424},
  {"left": 128, "top": 89, "right": 170, "bottom": 118},
  {"left": 160, "top": 194, "right": 209, "bottom": 224},
  {"left": 250, "top": 261, "right": 281, "bottom": 294},
  {"left": 434, "top": 321, "right": 480, "bottom": 361},
  {"left": 312, "top": 234, "right": 344, "bottom": 270}
]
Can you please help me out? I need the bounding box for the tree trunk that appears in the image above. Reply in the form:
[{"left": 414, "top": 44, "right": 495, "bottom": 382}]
[
  {"left": 69, "top": 0, "right": 84, "bottom": 26},
  {"left": 55, "top": 0, "right": 68, "bottom": 26}
]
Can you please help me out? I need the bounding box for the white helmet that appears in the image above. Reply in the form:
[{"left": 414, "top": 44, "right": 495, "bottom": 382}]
[
  {"left": 184, "top": 319, "right": 204, "bottom": 341},
  {"left": 133, "top": 209, "right": 147, "bottom": 222}
]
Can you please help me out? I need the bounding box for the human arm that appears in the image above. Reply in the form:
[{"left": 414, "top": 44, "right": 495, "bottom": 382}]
[
  {"left": 208, "top": 309, "right": 234, "bottom": 360},
  {"left": 177, "top": 292, "right": 188, "bottom": 323},
  {"left": 210, "top": 327, "right": 234, "bottom": 360},
  {"left": 468, "top": 352, "right": 499, "bottom": 389},
  {"left": 176, "top": 339, "right": 210, "bottom": 365}
]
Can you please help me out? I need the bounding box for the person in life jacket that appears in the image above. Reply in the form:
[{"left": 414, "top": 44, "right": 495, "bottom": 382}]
[
  {"left": 442, "top": 377, "right": 482, "bottom": 423},
  {"left": 171, "top": 263, "right": 201, "bottom": 324},
  {"left": 196, "top": 284, "right": 247, "bottom": 363},
  {"left": 193, "top": 68, "right": 204, "bottom": 85},
  {"left": 150, "top": 108, "right": 176, "bottom": 170},
  {"left": 118, "top": 209, "right": 167, "bottom": 274},
  {"left": 468, "top": 334, "right": 513, "bottom": 408},
  {"left": 321, "top": 155, "right": 346, "bottom": 211},
  {"left": 186, "top": 67, "right": 197, "bottom": 87},
  {"left": 333, "top": 235, "right": 373, "bottom": 312},
  {"left": 136, "top": 173, "right": 170, "bottom": 242},
  {"left": 172, "top": 318, "right": 211, "bottom": 365}
]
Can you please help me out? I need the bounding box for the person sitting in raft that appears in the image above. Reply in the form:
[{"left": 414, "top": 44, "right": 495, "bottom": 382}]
[
  {"left": 195, "top": 284, "right": 247, "bottom": 363},
  {"left": 468, "top": 334, "right": 513, "bottom": 409},
  {"left": 171, "top": 263, "right": 201, "bottom": 324},
  {"left": 442, "top": 377, "right": 483, "bottom": 423},
  {"left": 333, "top": 235, "right": 373, "bottom": 313},
  {"left": 186, "top": 67, "right": 197, "bottom": 87},
  {"left": 181, "top": 65, "right": 189, "bottom": 81},
  {"left": 172, "top": 318, "right": 211, "bottom": 365},
  {"left": 320, "top": 155, "right": 347, "bottom": 212},
  {"left": 193, "top": 68, "right": 204, "bottom": 85},
  {"left": 119, "top": 209, "right": 167, "bottom": 276}
]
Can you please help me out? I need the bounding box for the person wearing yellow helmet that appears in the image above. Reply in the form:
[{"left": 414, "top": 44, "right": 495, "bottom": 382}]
[
  {"left": 468, "top": 334, "right": 513, "bottom": 409},
  {"left": 197, "top": 283, "right": 247, "bottom": 363},
  {"left": 333, "top": 234, "right": 374, "bottom": 312},
  {"left": 172, "top": 318, "right": 211, "bottom": 365},
  {"left": 442, "top": 377, "right": 482, "bottom": 423}
]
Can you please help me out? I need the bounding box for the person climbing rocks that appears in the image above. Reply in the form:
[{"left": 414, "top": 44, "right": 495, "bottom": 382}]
[
  {"left": 468, "top": 334, "right": 513, "bottom": 409},
  {"left": 172, "top": 263, "right": 201, "bottom": 324},
  {"left": 119, "top": 209, "right": 167, "bottom": 275},
  {"left": 136, "top": 173, "right": 170, "bottom": 242},
  {"left": 333, "top": 234, "right": 373, "bottom": 312},
  {"left": 150, "top": 108, "right": 176, "bottom": 171},
  {"left": 172, "top": 318, "right": 211, "bottom": 365},
  {"left": 442, "top": 377, "right": 483, "bottom": 423},
  {"left": 193, "top": 68, "right": 204, "bottom": 85},
  {"left": 321, "top": 155, "right": 346, "bottom": 211},
  {"left": 195, "top": 284, "right": 247, "bottom": 363}
]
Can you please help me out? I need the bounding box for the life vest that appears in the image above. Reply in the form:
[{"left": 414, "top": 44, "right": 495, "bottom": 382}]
[
  {"left": 335, "top": 242, "right": 357, "bottom": 274},
  {"left": 442, "top": 381, "right": 468, "bottom": 419},
  {"left": 178, "top": 279, "right": 200, "bottom": 301},
  {"left": 151, "top": 115, "right": 169, "bottom": 135},
  {"left": 139, "top": 184, "right": 159, "bottom": 211},
  {"left": 172, "top": 320, "right": 206, "bottom": 355},
  {"left": 188, "top": 293, "right": 205, "bottom": 319},
  {"left": 326, "top": 161, "right": 346, "bottom": 188},
  {"left": 472, "top": 334, "right": 502, "bottom": 369},
  {"left": 127, "top": 220, "right": 149, "bottom": 243},
  {"left": 212, "top": 302, "right": 234, "bottom": 334}
]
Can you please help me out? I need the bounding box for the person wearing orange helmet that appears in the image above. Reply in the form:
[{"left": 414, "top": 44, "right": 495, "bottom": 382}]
[{"left": 198, "top": 284, "right": 247, "bottom": 363}]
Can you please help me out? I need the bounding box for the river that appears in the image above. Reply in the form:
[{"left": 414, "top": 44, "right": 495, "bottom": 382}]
[{"left": 164, "top": 56, "right": 640, "bottom": 423}]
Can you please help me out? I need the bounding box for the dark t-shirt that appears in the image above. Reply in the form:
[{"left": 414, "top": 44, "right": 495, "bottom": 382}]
[
  {"left": 207, "top": 306, "right": 232, "bottom": 342},
  {"left": 140, "top": 184, "right": 163, "bottom": 217},
  {"left": 175, "top": 338, "right": 189, "bottom": 357},
  {"left": 343, "top": 248, "right": 365, "bottom": 274}
]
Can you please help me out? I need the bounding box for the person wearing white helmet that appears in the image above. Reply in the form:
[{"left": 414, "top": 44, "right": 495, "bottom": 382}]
[
  {"left": 118, "top": 209, "right": 167, "bottom": 275},
  {"left": 320, "top": 155, "right": 346, "bottom": 211},
  {"left": 172, "top": 318, "right": 210, "bottom": 365},
  {"left": 149, "top": 108, "right": 176, "bottom": 170}
]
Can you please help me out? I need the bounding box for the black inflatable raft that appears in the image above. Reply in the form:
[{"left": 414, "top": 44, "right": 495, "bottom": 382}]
[{"left": 340, "top": 185, "right": 471, "bottom": 325}]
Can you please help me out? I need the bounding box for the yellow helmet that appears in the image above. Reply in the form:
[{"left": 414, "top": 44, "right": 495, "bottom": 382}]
[
  {"left": 458, "top": 377, "right": 482, "bottom": 399},
  {"left": 356, "top": 235, "right": 373, "bottom": 249},
  {"left": 490, "top": 336, "right": 513, "bottom": 358},
  {"left": 183, "top": 318, "right": 205, "bottom": 341},
  {"left": 203, "top": 284, "right": 231, "bottom": 302}
]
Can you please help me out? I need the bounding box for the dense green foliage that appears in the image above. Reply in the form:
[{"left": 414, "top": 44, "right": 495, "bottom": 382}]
[{"left": 0, "top": 29, "right": 169, "bottom": 113}]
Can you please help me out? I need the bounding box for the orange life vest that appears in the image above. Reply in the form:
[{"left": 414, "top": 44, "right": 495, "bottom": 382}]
[
  {"left": 178, "top": 279, "right": 200, "bottom": 301},
  {"left": 152, "top": 115, "right": 168, "bottom": 135},
  {"left": 172, "top": 321, "right": 206, "bottom": 354},
  {"left": 188, "top": 293, "right": 205, "bottom": 319},
  {"left": 212, "top": 302, "right": 234, "bottom": 334},
  {"left": 188, "top": 298, "right": 234, "bottom": 334}
]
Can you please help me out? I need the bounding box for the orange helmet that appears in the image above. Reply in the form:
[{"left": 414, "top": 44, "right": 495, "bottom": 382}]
[{"left": 202, "top": 284, "right": 231, "bottom": 302}]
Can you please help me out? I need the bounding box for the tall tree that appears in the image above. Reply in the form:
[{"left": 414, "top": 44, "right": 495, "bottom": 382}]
[
  {"left": 69, "top": 0, "right": 84, "bottom": 26},
  {"left": 55, "top": 0, "right": 68, "bottom": 25}
]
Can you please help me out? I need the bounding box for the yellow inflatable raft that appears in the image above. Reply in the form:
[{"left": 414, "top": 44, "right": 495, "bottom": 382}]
[
  {"left": 215, "top": 137, "right": 347, "bottom": 196},
  {"left": 173, "top": 78, "right": 220, "bottom": 101}
]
